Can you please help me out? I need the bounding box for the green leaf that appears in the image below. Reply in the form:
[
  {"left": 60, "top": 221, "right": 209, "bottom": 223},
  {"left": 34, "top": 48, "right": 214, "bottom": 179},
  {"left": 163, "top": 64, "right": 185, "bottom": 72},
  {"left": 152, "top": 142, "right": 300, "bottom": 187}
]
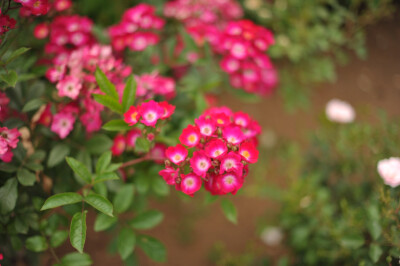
[
  {"left": 96, "top": 151, "right": 112, "bottom": 174},
  {"left": 118, "top": 228, "right": 136, "bottom": 260},
  {"left": 340, "top": 234, "right": 365, "bottom": 249},
  {"left": 137, "top": 235, "right": 166, "bottom": 262},
  {"left": 93, "top": 94, "right": 123, "bottom": 114},
  {"left": 5, "top": 47, "right": 30, "bottom": 65},
  {"left": 129, "top": 210, "right": 163, "bottom": 230},
  {"left": 102, "top": 119, "right": 131, "bottom": 131},
  {"left": 220, "top": 199, "right": 238, "bottom": 224},
  {"left": 70, "top": 211, "right": 87, "bottom": 253},
  {"left": 152, "top": 177, "right": 169, "bottom": 196},
  {"left": 122, "top": 75, "right": 136, "bottom": 112},
  {"left": 367, "top": 220, "right": 382, "bottom": 241},
  {"left": 41, "top": 193, "right": 82, "bottom": 211},
  {"left": 22, "top": 98, "right": 44, "bottom": 112},
  {"left": 25, "top": 236, "right": 48, "bottom": 252},
  {"left": 66, "top": 157, "right": 92, "bottom": 184},
  {"left": 17, "top": 168, "right": 36, "bottom": 186},
  {"left": 94, "top": 213, "right": 117, "bottom": 232},
  {"left": 135, "top": 137, "right": 150, "bottom": 153},
  {"left": 94, "top": 172, "right": 119, "bottom": 184},
  {"left": 113, "top": 184, "right": 134, "bottom": 214},
  {"left": 84, "top": 193, "right": 113, "bottom": 217},
  {"left": 95, "top": 68, "right": 119, "bottom": 99},
  {"left": 51, "top": 230, "right": 69, "bottom": 248},
  {"left": 0, "top": 163, "right": 18, "bottom": 173},
  {"left": 85, "top": 134, "right": 113, "bottom": 155},
  {"left": 369, "top": 244, "right": 382, "bottom": 263},
  {"left": 58, "top": 252, "right": 92, "bottom": 266},
  {"left": 0, "top": 178, "right": 18, "bottom": 214},
  {"left": 0, "top": 70, "right": 18, "bottom": 87},
  {"left": 47, "top": 144, "right": 70, "bottom": 168}
]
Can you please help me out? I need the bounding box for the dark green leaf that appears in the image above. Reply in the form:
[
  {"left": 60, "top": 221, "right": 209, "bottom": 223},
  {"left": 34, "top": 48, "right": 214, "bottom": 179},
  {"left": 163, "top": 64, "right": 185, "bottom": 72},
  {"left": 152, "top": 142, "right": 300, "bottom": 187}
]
[
  {"left": 58, "top": 252, "right": 92, "bottom": 266},
  {"left": 22, "top": 98, "right": 44, "bottom": 112},
  {"left": 85, "top": 134, "right": 113, "bottom": 155},
  {"left": 0, "top": 178, "right": 18, "bottom": 214},
  {"left": 369, "top": 244, "right": 382, "bottom": 263},
  {"left": 94, "top": 172, "right": 119, "bottom": 184},
  {"left": 135, "top": 137, "right": 150, "bottom": 153},
  {"left": 137, "top": 235, "right": 166, "bottom": 262},
  {"left": 50, "top": 230, "right": 69, "bottom": 247},
  {"left": 221, "top": 199, "right": 238, "bottom": 224},
  {"left": 47, "top": 144, "right": 70, "bottom": 168},
  {"left": 94, "top": 213, "right": 117, "bottom": 232},
  {"left": 96, "top": 151, "right": 112, "bottom": 174},
  {"left": 5, "top": 47, "right": 30, "bottom": 64},
  {"left": 93, "top": 94, "right": 122, "bottom": 114},
  {"left": 70, "top": 211, "right": 87, "bottom": 253},
  {"left": 25, "top": 162, "right": 43, "bottom": 171},
  {"left": 84, "top": 193, "right": 113, "bottom": 217},
  {"left": 66, "top": 157, "right": 92, "bottom": 184},
  {"left": 17, "top": 168, "right": 36, "bottom": 186},
  {"left": 130, "top": 210, "right": 163, "bottom": 230},
  {"left": 0, "top": 70, "right": 18, "bottom": 87},
  {"left": 41, "top": 193, "right": 82, "bottom": 211},
  {"left": 95, "top": 68, "right": 119, "bottom": 99},
  {"left": 25, "top": 236, "right": 48, "bottom": 252},
  {"left": 340, "top": 234, "right": 365, "bottom": 249},
  {"left": 152, "top": 178, "right": 169, "bottom": 196},
  {"left": 118, "top": 228, "right": 136, "bottom": 260},
  {"left": 0, "top": 163, "right": 18, "bottom": 173},
  {"left": 113, "top": 184, "right": 134, "bottom": 214},
  {"left": 102, "top": 119, "right": 131, "bottom": 131},
  {"left": 122, "top": 75, "right": 136, "bottom": 112}
]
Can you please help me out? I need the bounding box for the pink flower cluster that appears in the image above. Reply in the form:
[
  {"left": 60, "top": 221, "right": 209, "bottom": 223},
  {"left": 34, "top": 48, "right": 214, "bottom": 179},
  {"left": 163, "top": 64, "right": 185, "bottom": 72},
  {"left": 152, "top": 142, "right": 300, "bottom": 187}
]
[
  {"left": 159, "top": 106, "right": 260, "bottom": 196},
  {"left": 0, "top": 13, "right": 16, "bottom": 41},
  {"left": 0, "top": 127, "right": 20, "bottom": 162},
  {"left": 217, "top": 20, "right": 277, "bottom": 95},
  {"left": 135, "top": 73, "right": 176, "bottom": 100},
  {"left": 14, "top": 0, "right": 49, "bottom": 16},
  {"left": 108, "top": 4, "right": 164, "bottom": 52},
  {"left": 46, "top": 44, "right": 131, "bottom": 137},
  {"left": 123, "top": 100, "right": 175, "bottom": 128}
]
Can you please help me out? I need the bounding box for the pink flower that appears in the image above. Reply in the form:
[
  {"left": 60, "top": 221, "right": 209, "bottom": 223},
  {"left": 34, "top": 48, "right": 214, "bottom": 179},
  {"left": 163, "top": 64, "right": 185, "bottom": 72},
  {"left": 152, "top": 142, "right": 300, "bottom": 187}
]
[
  {"left": 159, "top": 167, "right": 179, "bottom": 185},
  {"left": 56, "top": 75, "right": 82, "bottom": 100},
  {"left": 377, "top": 157, "right": 400, "bottom": 188},
  {"left": 326, "top": 99, "right": 356, "bottom": 123},
  {"left": 80, "top": 111, "right": 101, "bottom": 133},
  {"left": 54, "top": 0, "right": 72, "bottom": 11},
  {"left": 38, "top": 104, "right": 53, "bottom": 126},
  {"left": 111, "top": 134, "right": 126, "bottom": 156},
  {"left": 124, "top": 106, "right": 140, "bottom": 126},
  {"left": 178, "top": 173, "right": 202, "bottom": 196},
  {"left": 126, "top": 129, "right": 141, "bottom": 148},
  {"left": 0, "top": 127, "right": 21, "bottom": 149},
  {"left": 166, "top": 144, "right": 188, "bottom": 164},
  {"left": 159, "top": 101, "right": 175, "bottom": 119},
  {"left": 150, "top": 143, "right": 167, "bottom": 164},
  {"left": 239, "top": 141, "right": 258, "bottom": 163},
  {"left": 218, "top": 172, "right": 242, "bottom": 194},
  {"left": 33, "top": 23, "right": 49, "bottom": 39},
  {"left": 0, "top": 138, "right": 7, "bottom": 154},
  {"left": 205, "top": 139, "right": 227, "bottom": 159},
  {"left": 0, "top": 149, "right": 13, "bottom": 162},
  {"left": 179, "top": 124, "right": 201, "bottom": 147},
  {"left": 219, "top": 152, "right": 243, "bottom": 175},
  {"left": 51, "top": 112, "right": 75, "bottom": 139},
  {"left": 220, "top": 56, "right": 240, "bottom": 73},
  {"left": 223, "top": 126, "right": 244, "bottom": 145},
  {"left": 195, "top": 116, "right": 216, "bottom": 137},
  {"left": 138, "top": 100, "right": 164, "bottom": 127},
  {"left": 233, "top": 111, "right": 251, "bottom": 127},
  {"left": 212, "top": 112, "right": 231, "bottom": 127},
  {"left": 190, "top": 151, "right": 211, "bottom": 177}
]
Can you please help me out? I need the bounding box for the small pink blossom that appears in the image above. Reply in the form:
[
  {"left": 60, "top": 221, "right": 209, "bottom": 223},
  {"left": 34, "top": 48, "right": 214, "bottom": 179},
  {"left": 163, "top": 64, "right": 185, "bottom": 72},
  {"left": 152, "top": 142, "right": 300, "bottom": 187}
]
[
  {"left": 139, "top": 100, "right": 164, "bottom": 127},
  {"left": 56, "top": 75, "right": 82, "bottom": 100},
  {"left": 190, "top": 151, "right": 211, "bottom": 177},
  {"left": 166, "top": 144, "right": 188, "bottom": 165},
  {"left": 377, "top": 157, "right": 400, "bottom": 188},
  {"left": 325, "top": 99, "right": 356, "bottom": 123},
  {"left": 178, "top": 173, "right": 202, "bottom": 196},
  {"left": 50, "top": 112, "right": 75, "bottom": 139},
  {"left": 179, "top": 124, "right": 201, "bottom": 147},
  {"left": 111, "top": 134, "right": 126, "bottom": 156}
]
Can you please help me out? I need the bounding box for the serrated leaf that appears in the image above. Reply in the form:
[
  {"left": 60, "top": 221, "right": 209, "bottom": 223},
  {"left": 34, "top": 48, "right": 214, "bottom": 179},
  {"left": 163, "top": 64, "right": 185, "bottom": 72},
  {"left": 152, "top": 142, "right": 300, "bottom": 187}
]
[
  {"left": 122, "top": 75, "right": 136, "bottom": 112},
  {"left": 137, "top": 235, "right": 166, "bottom": 262},
  {"left": 47, "top": 144, "right": 70, "bottom": 168},
  {"left": 93, "top": 94, "right": 122, "bottom": 114},
  {"left": 17, "top": 168, "right": 36, "bottom": 186},
  {"left": 95, "top": 68, "right": 119, "bottom": 99},
  {"left": 96, "top": 151, "right": 112, "bottom": 174},
  {"left": 94, "top": 213, "right": 117, "bottom": 232},
  {"left": 51, "top": 230, "right": 69, "bottom": 247},
  {"left": 65, "top": 157, "right": 92, "bottom": 184},
  {"left": 22, "top": 98, "right": 44, "bottom": 112},
  {"left": 5, "top": 47, "right": 30, "bottom": 65},
  {"left": 93, "top": 172, "right": 119, "bottom": 184},
  {"left": 113, "top": 184, "right": 134, "bottom": 214},
  {"left": 221, "top": 199, "right": 238, "bottom": 224},
  {"left": 0, "top": 70, "right": 18, "bottom": 87},
  {"left": 102, "top": 119, "right": 131, "bottom": 131},
  {"left": 58, "top": 252, "right": 92, "bottom": 266},
  {"left": 0, "top": 178, "right": 18, "bottom": 214},
  {"left": 25, "top": 236, "right": 48, "bottom": 252},
  {"left": 41, "top": 193, "right": 82, "bottom": 210},
  {"left": 85, "top": 134, "right": 113, "bottom": 155},
  {"left": 129, "top": 210, "right": 163, "bottom": 230},
  {"left": 84, "top": 193, "right": 113, "bottom": 217},
  {"left": 118, "top": 228, "right": 136, "bottom": 260},
  {"left": 70, "top": 211, "right": 87, "bottom": 253}
]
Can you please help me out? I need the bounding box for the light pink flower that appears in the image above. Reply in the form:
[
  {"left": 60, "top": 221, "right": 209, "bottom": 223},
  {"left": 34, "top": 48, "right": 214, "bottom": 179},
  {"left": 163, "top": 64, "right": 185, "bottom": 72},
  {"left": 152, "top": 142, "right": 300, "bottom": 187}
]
[
  {"left": 51, "top": 112, "right": 75, "bottom": 139},
  {"left": 325, "top": 99, "right": 356, "bottom": 123},
  {"left": 377, "top": 157, "right": 400, "bottom": 187}
]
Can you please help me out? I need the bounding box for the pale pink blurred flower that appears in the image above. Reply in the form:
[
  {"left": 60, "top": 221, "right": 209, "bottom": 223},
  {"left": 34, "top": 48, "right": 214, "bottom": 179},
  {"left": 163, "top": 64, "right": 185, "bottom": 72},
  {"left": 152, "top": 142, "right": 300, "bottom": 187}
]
[
  {"left": 377, "top": 157, "right": 400, "bottom": 188},
  {"left": 325, "top": 99, "right": 355, "bottom": 123}
]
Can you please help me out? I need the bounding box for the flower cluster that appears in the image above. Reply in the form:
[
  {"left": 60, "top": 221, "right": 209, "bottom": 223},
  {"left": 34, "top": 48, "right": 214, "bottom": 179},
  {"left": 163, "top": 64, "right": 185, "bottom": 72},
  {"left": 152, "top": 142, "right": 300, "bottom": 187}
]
[
  {"left": 0, "top": 13, "right": 16, "bottom": 41},
  {"left": 159, "top": 106, "right": 260, "bottom": 196},
  {"left": 216, "top": 20, "right": 277, "bottom": 95},
  {"left": 123, "top": 100, "right": 175, "bottom": 128},
  {"left": 135, "top": 73, "right": 176, "bottom": 100},
  {"left": 15, "top": 0, "right": 49, "bottom": 16},
  {"left": 108, "top": 4, "right": 164, "bottom": 52},
  {"left": 45, "top": 44, "right": 131, "bottom": 137},
  {"left": 377, "top": 157, "right": 400, "bottom": 188},
  {"left": 0, "top": 127, "right": 20, "bottom": 162}
]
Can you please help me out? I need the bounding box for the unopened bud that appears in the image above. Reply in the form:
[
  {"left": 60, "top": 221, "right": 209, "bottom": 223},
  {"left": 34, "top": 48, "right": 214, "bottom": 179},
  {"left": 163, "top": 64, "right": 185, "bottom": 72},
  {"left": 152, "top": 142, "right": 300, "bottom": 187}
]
[
  {"left": 232, "top": 145, "right": 238, "bottom": 151},
  {"left": 241, "top": 160, "right": 248, "bottom": 165},
  {"left": 217, "top": 128, "right": 222, "bottom": 136},
  {"left": 175, "top": 177, "right": 181, "bottom": 184},
  {"left": 165, "top": 160, "right": 171, "bottom": 167},
  {"left": 212, "top": 160, "right": 219, "bottom": 167}
]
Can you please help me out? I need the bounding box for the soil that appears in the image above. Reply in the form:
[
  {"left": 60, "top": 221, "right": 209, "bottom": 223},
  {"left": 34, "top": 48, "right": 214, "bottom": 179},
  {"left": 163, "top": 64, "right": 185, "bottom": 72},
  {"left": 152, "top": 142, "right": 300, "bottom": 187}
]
[{"left": 48, "top": 15, "right": 400, "bottom": 266}]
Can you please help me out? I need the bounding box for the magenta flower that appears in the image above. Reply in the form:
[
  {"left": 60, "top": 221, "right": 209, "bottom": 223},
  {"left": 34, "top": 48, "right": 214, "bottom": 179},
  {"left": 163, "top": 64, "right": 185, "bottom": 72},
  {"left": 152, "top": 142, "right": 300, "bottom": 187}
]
[
  {"left": 219, "top": 152, "right": 243, "bottom": 175},
  {"left": 195, "top": 116, "right": 216, "bottom": 137},
  {"left": 166, "top": 144, "right": 188, "bottom": 165},
  {"left": 124, "top": 106, "right": 141, "bottom": 126},
  {"left": 179, "top": 124, "right": 201, "bottom": 148},
  {"left": 190, "top": 151, "right": 211, "bottom": 178},
  {"left": 138, "top": 100, "right": 164, "bottom": 127},
  {"left": 205, "top": 139, "right": 228, "bottom": 159},
  {"left": 239, "top": 141, "right": 259, "bottom": 163},
  {"left": 159, "top": 167, "right": 179, "bottom": 185},
  {"left": 111, "top": 134, "right": 126, "bottom": 156},
  {"left": 178, "top": 173, "right": 202, "bottom": 197},
  {"left": 50, "top": 112, "right": 75, "bottom": 139},
  {"left": 223, "top": 126, "right": 244, "bottom": 145},
  {"left": 56, "top": 75, "right": 82, "bottom": 100}
]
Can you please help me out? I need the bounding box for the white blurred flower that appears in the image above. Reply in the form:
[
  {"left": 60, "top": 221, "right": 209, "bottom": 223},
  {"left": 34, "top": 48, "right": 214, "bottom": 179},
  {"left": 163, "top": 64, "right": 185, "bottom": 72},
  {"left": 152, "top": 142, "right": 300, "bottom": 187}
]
[
  {"left": 377, "top": 157, "right": 400, "bottom": 188},
  {"left": 325, "top": 99, "right": 355, "bottom": 123},
  {"left": 260, "top": 227, "right": 283, "bottom": 246}
]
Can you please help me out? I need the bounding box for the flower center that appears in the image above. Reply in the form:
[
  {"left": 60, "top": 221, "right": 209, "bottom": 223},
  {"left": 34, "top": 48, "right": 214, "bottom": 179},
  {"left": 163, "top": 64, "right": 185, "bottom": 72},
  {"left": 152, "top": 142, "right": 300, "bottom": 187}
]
[
  {"left": 188, "top": 134, "right": 196, "bottom": 143},
  {"left": 242, "top": 150, "right": 250, "bottom": 159},
  {"left": 174, "top": 154, "right": 182, "bottom": 162}
]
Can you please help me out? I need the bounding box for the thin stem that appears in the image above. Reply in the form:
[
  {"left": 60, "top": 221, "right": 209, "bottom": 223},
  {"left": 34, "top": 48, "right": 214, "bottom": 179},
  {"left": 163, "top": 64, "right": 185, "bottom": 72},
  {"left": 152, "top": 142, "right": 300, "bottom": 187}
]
[{"left": 120, "top": 156, "right": 163, "bottom": 168}]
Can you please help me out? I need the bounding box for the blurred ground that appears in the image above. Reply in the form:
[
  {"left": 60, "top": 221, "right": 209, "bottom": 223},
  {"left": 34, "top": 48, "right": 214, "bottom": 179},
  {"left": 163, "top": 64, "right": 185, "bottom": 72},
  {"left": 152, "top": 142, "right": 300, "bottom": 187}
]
[{"left": 49, "top": 15, "right": 400, "bottom": 266}]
